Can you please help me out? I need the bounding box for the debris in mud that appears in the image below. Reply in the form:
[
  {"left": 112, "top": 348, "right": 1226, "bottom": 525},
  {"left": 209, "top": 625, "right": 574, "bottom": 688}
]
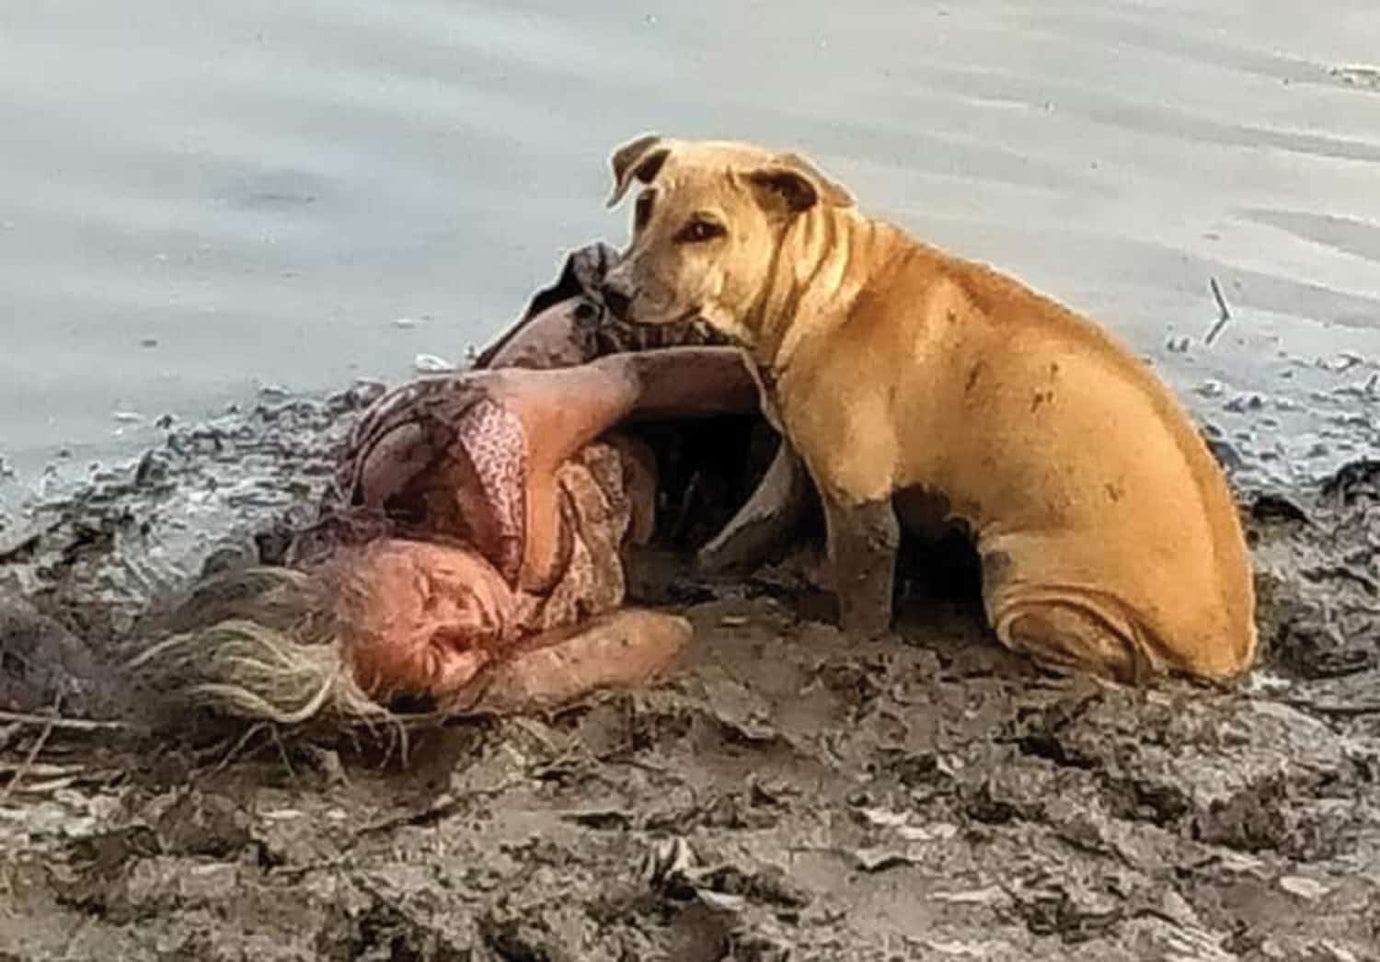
[
  {"left": 0, "top": 587, "right": 122, "bottom": 719},
  {"left": 413, "top": 353, "right": 456, "bottom": 373},
  {"left": 1331, "top": 65, "right": 1380, "bottom": 91},
  {"left": 1204, "top": 276, "right": 1233, "bottom": 346}
]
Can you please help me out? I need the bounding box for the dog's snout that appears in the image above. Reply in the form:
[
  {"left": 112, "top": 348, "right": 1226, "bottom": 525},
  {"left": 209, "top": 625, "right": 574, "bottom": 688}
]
[{"left": 601, "top": 282, "right": 632, "bottom": 319}]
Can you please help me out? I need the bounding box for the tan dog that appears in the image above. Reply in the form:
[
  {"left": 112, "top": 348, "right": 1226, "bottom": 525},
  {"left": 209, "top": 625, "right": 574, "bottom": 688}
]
[{"left": 600, "top": 134, "right": 1257, "bottom": 683}]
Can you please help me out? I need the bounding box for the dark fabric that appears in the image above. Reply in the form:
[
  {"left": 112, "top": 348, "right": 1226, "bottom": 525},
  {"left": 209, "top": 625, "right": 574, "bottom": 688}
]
[
  {"left": 472, "top": 241, "right": 729, "bottom": 372},
  {"left": 471, "top": 242, "right": 620, "bottom": 370}
]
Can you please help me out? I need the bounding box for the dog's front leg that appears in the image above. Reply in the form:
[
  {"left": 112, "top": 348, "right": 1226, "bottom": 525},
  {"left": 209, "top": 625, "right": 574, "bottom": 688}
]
[{"left": 822, "top": 494, "right": 899, "bottom": 639}]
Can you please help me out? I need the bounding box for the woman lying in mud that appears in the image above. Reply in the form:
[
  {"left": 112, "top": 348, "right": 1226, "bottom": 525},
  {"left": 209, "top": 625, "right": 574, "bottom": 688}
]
[{"left": 133, "top": 245, "right": 767, "bottom": 725}]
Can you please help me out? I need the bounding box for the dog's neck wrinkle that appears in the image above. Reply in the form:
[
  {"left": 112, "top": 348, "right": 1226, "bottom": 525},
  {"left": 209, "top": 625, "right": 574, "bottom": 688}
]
[
  {"left": 742, "top": 219, "right": 794, "bottom": 355},
  {"left": 751, "top": 206, "right": 832, "bottom": 372},
  {"left": 753, "top": 207, "right": 880, "bottom": 376},
  {"left": 760, "top": 209, "right": 831, "bottom": 372}
]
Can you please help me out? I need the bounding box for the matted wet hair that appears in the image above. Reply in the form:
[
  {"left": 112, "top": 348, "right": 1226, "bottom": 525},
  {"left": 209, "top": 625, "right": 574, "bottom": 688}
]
[{"left": 125, "top": 563, "right": 410, "bottom": 733}]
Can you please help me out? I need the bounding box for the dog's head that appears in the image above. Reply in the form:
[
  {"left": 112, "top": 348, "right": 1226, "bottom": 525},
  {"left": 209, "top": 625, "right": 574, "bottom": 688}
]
[{"left": 600, "top": 135, "right": 853, "bottom": 344}]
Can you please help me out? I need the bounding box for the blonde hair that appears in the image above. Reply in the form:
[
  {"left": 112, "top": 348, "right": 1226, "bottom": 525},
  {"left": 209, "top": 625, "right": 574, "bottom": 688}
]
[{"left": 125, "top": 565, "right": 416, "bottom": 733}]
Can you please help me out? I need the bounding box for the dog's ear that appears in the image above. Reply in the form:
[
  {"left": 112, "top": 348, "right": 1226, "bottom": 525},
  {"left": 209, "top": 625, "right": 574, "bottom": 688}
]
[
  {"left": 745, "top": 166, "right": 822, "bottom": 216},
  {"left": 775, "top": 152, "right": 854, "bottom": 207},
  {"left": 607, "top": 134, "right": 672, "bottom": 208},
  {"left": 746, "top": 152, "right": 854, "bottom": 216}
]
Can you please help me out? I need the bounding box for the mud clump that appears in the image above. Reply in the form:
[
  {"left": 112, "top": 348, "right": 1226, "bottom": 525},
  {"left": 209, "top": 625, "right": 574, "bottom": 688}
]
[
  {"left": 2, "top": 387, "right": 1379, "bottom": 960},
  {"left": 0, "top": 587, "right": 123, "bottom": 719}
]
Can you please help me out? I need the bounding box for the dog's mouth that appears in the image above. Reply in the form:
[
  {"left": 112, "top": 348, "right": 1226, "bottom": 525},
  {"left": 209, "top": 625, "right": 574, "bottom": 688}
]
[
  {"left": 604, "top": 291, "right": 704, "bottom": 330},
  {"left": 600, "top": 297, "right": 733, "bottom": 351}
]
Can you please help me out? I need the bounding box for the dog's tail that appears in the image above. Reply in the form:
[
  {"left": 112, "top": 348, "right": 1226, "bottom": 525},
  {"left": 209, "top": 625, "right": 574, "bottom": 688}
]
[{"left": 125, "top": 566, "right": 397, "bottom": 730}]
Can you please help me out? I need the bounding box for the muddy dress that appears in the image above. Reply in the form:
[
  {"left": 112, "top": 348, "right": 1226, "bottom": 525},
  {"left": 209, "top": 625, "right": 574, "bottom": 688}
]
[{"left": 278, "top": 243, "right": 763, "bottom": 710}]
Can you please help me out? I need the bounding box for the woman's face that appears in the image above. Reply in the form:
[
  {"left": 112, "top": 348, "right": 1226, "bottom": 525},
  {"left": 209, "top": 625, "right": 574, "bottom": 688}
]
[{"left": 336, "top": 538, "right": 519, "bottom": 703}]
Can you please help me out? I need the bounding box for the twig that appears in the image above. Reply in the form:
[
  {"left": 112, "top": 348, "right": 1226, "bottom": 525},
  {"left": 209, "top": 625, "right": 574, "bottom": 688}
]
[
  {"left": 14, "top": 775, "right": 81, "bottom": 794},
  {"left": 270, "top": 727, "right": 299, "bottom": 782},
  {"left": 0, "top": 699, "right": 61, "bottom": 802},
  {"left": 0, "top": 761, "right": 86, "bottom": 777},
  {"left": 208, "top": 722, "right": 268, "bottom": 776},
  {"left": 359, "top": 777, "right": 527, "bottom": 838},
  {"left": 0, "top": 710, "right": 130, "bottom": 732},
  {"left": 1204, "top": 277, "right": 1232, "bottom": 345},
  {"left": 270, "top": 854, "right": 352, "bottom": 880}
]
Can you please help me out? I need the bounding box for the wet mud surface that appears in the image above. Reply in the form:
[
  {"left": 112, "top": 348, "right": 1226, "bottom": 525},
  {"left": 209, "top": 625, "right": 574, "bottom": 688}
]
[{"left": 2, "top": 386, "right": 1379, "bottom": 961}]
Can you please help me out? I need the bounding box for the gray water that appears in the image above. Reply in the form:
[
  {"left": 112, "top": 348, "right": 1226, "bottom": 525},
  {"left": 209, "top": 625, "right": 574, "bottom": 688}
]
[{"left": 3, "top": 0, "right": 1380, "bottom": 512}]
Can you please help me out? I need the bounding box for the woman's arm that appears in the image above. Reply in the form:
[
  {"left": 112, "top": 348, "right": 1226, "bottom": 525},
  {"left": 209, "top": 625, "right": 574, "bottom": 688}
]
[
  {"left": 499, "top": 347, "right": 760, "bottom": 476},
  {"left": 472, "top": 243, "right": 618, "bottom": 371},
  {"left": 614, "top": 347, "right": 761, "bottom": 422},
  {"left": 474, "top": 296, "right": 598, "bottom": 371}
]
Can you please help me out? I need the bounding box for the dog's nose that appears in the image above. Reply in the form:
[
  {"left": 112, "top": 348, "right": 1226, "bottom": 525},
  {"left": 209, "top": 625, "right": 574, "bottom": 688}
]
[{"left": 601, "top": 284, "right": 632, "bottom": 319}]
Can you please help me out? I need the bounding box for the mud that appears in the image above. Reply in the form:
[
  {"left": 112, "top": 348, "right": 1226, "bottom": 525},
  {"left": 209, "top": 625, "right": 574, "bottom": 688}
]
[{"left": 2, "top": 383, "right": 1379, "bottom": 961}]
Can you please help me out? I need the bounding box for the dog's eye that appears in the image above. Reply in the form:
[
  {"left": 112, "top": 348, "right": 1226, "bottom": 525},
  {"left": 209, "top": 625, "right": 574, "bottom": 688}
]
[{"left": 675, "top": 218, "right": 726, "bottom": 243}]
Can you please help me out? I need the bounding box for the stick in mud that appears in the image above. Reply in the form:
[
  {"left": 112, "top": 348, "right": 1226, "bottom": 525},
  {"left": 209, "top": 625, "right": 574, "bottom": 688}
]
[
  {"left": 0, "top": 709, "right": 131, "bottom": 732},
  {"left": 0, "top": 697, "right": 61, "bottom": 802},
  {"left": 1279, "top": 697, "right": 1380, "bottom": 718},
  {"left": 1204, "top": 276, "right": 1233, "bottom": 346}
]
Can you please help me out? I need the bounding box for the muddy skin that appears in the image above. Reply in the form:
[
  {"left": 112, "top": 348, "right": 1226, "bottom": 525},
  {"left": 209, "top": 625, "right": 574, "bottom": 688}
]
[
  {"left": 123, "top": 339, "right": 764, "bottom": 718},
  {"left": 2, "top": 244, "right": 1378, "bottom": 960},
  {"left": 293, "top": 348, "right": 759, "bottom": 712}
]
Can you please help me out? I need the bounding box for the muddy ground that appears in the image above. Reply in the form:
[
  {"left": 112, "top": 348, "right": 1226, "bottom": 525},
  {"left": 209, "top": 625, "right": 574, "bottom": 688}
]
[{"left": 1, "top": 383, "right": 1378, "bottom": 961}]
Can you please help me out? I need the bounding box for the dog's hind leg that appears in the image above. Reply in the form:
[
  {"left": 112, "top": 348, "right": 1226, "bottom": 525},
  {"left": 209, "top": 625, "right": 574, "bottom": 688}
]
[{"left": 993, "top": 600, "right": 1157, "bottom": 684}]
